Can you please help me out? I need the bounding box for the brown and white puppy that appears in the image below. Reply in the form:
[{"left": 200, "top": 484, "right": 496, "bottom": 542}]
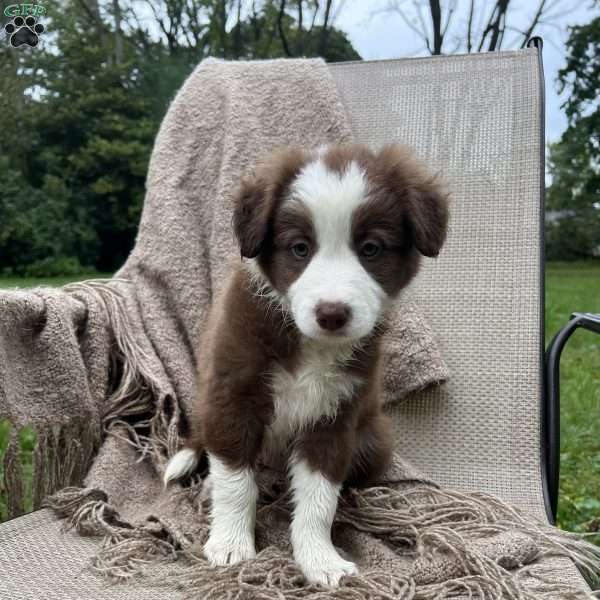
[{"left": 164, "top": 144, "right": 448, "bottom": 587}]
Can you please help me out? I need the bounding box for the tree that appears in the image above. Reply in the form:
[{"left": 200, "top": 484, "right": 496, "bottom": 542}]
[
  {"left": 0, "top": 1, "right": 156, "bottom": 272},
  {"left": 118, "top": 0, "right": 358, "bottom": 62},
  {"left": 0, "top": 157, "right": 95, "bottom": 276},
  {"left": 0, "top": 0, "right": 360, "bottom": 275},
  {"left": 376, "top": 0, "right": 577, "bottom": 54},
  {"left": 546, "top": 16, "right": 600, "bottom": 260},
  {"left": 26, "top": 2, "right": 156, "bottom": 271}
]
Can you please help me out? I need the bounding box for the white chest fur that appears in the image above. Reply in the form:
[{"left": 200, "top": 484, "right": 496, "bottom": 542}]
[{"left": 266, "top": 342, "right": 361, "bottom": 445}]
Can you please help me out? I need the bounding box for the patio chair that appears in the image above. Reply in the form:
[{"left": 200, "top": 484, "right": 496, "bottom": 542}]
[{"left": 0, "top": 40, "right": 596, "bottom": 598}]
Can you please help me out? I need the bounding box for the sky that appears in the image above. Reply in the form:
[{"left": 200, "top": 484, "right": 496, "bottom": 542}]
[{"left": 333, "top": 1, "right": 598, "bottom": 144}]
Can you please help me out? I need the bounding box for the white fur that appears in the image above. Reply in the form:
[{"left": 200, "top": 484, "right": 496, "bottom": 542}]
[
  {"left": 290, "top": 459, "right": 358, "bottom": 586},
  {"left": 204, "top": 453, "right": 258, "bottom": 566},
  {"left": 163, "top": 448, "right": 198, "bottom": 486},
  {"left": 286, "top": 159, "right": 387, "bottom": 341},
  {"left": 265, "top": 340, "right": 361, "bottom": 451}
]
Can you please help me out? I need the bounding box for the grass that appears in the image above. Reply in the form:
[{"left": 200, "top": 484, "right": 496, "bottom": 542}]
[
  {"left": 0, "top": 266, "right": 599, "bottom": 543},
  {"left": 0, "top": 273, "right": 111, "bottom": 289},
  {"left": 0, "top": 422, "right": 36, "bottom": 521},
  {"left": 546, "top": 262, "right": 600, "bottom": 539}
]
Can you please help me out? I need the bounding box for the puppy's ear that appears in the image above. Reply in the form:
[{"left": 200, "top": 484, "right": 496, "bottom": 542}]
[
  {"left": 233, "top": 148, "right": 309, "bottom": 259},
  {"left": 232, "top": 175, "right": 271, "bottom": 258},
  {"left": 406, "top": 181, "right": 449, "bottom": 258},
  {"left": 377, "top": 145, "right": 449, "bottom": 258}
]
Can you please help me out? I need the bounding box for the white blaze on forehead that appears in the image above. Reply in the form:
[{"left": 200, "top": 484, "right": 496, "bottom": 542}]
[
  {"left": 289, "top": 159, "right": 369, "bottom": 248},
  {"left": 285, "top": 158, "right": 387, "bottom": 342}
]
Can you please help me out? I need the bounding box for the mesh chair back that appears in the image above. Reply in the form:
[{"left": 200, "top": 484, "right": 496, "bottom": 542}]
[{"left": 330, "top": 49, "right": 546, "bottom": 518}]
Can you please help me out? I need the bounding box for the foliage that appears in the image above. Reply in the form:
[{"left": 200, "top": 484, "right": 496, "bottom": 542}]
[
  {"left": 21, "top": 256, "right": 89, "bottom": 277},
  {"left": 0, "top": 0, "right": 360, "bottom": 275},
  {"left": 546, "top": 17, "right": 600, "bottom": 261},
  {"left": 545, "top": 261, "right": 600, "bottom": 541},
  {"left": 0, "top": 421, "right": 36, "bottom": 521},
  {"left": 0, "top": 156, "right": 95, "bottom": 275}
]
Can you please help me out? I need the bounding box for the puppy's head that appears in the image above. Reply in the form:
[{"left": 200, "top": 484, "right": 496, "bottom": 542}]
[{"left": 233, "top": 144, "right": 448, "bottom": 343}]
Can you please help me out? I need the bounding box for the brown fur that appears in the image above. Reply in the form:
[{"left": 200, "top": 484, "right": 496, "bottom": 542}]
[
  {"left": 294, "top": 335, "right": 392, "bottom": 483},
  {"left": 232, "top": 148, "right": 310, "bottom": 259},
  {"left": 190, "top": 265, "right": 390, "bottom": 483},
  {"left": 189, "top": 268, "right": 298, "bottom": 467},
  {"left": 259, "top": 202, "right": 315, "bottom": 292},
  {"left": 189, "top": 144, "right": 448, "bottom": 485}
]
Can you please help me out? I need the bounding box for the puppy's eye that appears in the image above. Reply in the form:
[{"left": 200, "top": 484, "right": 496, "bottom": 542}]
[
  {"left": 291, "top": 241, "right": 310, "bottom": 259},
  {"left": 360, "top": 240, "right": 382, "bottom": 258}
]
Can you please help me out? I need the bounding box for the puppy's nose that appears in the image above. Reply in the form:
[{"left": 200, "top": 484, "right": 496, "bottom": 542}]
[{"left": 315, "top": 302, "right": 351, "bottom": 332}]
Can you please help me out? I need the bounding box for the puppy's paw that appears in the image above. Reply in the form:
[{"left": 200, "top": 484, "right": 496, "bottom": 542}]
[
  {"left": 296, "top": 545, "right": 358, "bottom": 587},
  {"left": 204, "top": 533, "right": 256, "bottom": 566}
]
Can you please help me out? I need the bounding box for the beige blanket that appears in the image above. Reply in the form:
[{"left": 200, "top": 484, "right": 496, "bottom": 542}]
[{"left": 1, "top": 58, "right": 598, "bottom": 599}]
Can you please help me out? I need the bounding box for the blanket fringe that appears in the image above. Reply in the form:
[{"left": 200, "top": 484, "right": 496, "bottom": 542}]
[
  {"left": 63, "top": 279, "right": 163, "bottom": 427},
  {"left": 64, "top": 279, "right": 180, "bottom": 475},
  {"left": 2, "top": 419, "right": 98, "bottom": 520},
  {"left": 45, "top": 474, "right": 600, "bottom": 598},
  {"left": 32, "top": 420, "right": 99, "bottom": 511},
  {"left": 43, "top": 485, "right": 179, "bottom": 578},
  {"left": 153, "top": 547, "right": 418, "bottom": 600},
  {"left": 337, "top": 485, "right": 600, "bottom": 587},
  {"left": 2, "top": 428, "right": 25, "bottom": 519}
]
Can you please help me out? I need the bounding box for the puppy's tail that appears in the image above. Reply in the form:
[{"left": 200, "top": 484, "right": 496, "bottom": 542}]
[{"left": 163, "top": 447, "right": 199, "bottom": 487}]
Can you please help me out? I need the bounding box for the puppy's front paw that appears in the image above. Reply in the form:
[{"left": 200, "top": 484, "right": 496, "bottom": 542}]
[
  {"left": 296, "top": 545, "right": 358, "bottom": 587},
  {"left": 204, "top": 533, "right": 256, "bottom": 566}
]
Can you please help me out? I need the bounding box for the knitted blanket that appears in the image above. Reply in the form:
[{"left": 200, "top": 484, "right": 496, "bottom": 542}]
[{"left": 0, "top": 58, "right": 598, "bottom": 599}]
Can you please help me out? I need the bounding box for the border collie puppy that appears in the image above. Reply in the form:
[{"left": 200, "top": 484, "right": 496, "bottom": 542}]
[{"left": 164, "top": 144, "right": 448, "bottom": 587}]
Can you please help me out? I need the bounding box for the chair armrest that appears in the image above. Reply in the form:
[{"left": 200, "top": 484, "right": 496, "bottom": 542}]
[{"left": 544, "top": 312, "right": 600, "bottom": 523}]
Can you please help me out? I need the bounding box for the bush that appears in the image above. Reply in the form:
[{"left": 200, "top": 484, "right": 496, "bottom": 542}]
[
  {"left": 0, "top": 158, "right": 98, "bottom": 275},
  {"left": 546, "top": 212, "right": 600, "bottom": 261},
  {"left": 20, "top": 256, "right": 93, "bottom": 278}
]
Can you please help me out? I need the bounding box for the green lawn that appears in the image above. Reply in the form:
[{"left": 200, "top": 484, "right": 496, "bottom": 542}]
[
  {"left": 0, "top": 273, "right": 111, "bottom": 289},
  {"left": 546, "top": 262, "right": 600, "bottom": 538},
  {"left": 0, "top": 265, "right": 599, "bottom": 542}
]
